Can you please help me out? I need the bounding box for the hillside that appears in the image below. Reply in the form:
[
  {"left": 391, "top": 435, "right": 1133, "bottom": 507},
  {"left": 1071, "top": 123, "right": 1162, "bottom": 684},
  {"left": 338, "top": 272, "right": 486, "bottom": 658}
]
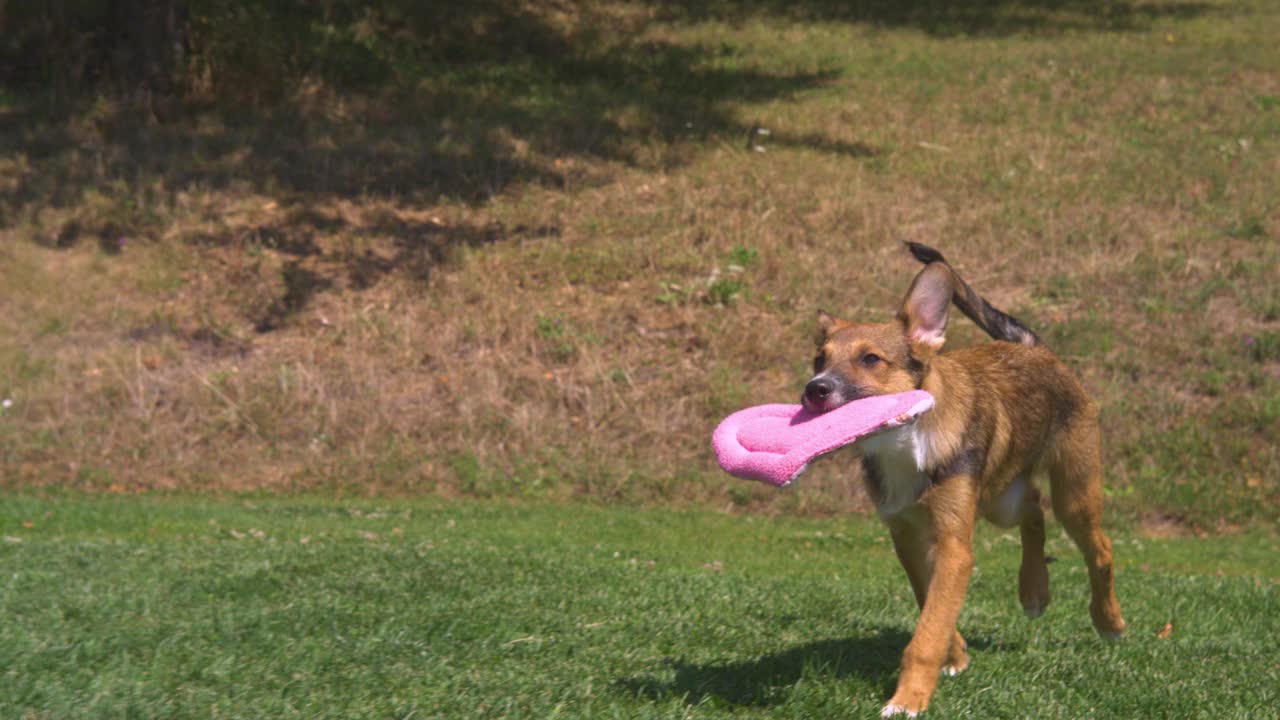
[{"left": 1, "top": 0, "right": 1277, "bottom": 528}]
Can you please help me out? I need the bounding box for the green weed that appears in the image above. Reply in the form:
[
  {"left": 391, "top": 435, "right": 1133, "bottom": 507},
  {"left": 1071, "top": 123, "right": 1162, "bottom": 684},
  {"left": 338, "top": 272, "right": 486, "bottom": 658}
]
[
  {"left": 1226, "top": 216, "right": 1268, "bottom": 240},
  {"left": 728, "top": 245, "right": 760, "bottom": 269},
  {"left": 1247, "top": 331, "right": 1280, "bottom": 363},
  {"left": 706, "top": 276, "right": 746, "bottom": 306}
]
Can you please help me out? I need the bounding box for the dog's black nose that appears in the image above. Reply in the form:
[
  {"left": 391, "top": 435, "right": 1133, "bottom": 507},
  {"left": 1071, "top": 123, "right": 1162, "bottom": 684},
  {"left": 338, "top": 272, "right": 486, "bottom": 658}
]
[{"left": 804, "top": 377, "right": 834, "bottom": 406}]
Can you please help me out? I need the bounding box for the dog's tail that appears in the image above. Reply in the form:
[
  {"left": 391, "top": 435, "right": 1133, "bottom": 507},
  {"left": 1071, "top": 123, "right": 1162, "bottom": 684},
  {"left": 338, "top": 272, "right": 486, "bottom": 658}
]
[{"left": 905, "top": 242, "right": 1041, "bottom": 347}]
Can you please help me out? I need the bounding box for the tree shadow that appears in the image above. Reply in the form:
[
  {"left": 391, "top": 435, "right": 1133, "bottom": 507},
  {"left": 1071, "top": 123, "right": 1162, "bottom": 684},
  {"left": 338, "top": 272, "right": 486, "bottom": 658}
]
[
  {"left": 0, "top": 0, "right": 1216, "bottom": 224},
  {"left": 0, "top": 3, "right": 845, "bottom": 318},
  {"left": 648, "top": 0, "right": 1216, "bottom": 37},
  {"left": 177, "top": 205, "right": 549, "bottom": 331},
  {"left": 616, "top": 627, "right": 997, "bottom": 707},
  {"left": 0, "top": 3, "right": 842, "bottom": 214},
  {"left": 0, "top": 0, "right": 1212, "bottom": 320}
]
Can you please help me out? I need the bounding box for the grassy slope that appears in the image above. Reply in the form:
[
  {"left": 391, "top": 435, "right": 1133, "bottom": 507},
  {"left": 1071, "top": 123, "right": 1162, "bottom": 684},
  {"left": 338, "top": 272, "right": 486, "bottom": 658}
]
[
  {"left": 1, "top": 0, "right": 1278, "bottom": 528},
  {"left": 2, "top": 495, "right": 1277, "bottom": 719}
]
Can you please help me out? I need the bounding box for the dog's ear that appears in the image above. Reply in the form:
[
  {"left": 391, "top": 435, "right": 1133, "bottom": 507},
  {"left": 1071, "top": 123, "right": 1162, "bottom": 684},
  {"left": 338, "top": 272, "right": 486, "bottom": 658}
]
[
  {"left": 815, "top": 310, "right": 837, "bottom": 346},
  {"left": 897, "top": 263, "right": 953, "bottom": 360}
]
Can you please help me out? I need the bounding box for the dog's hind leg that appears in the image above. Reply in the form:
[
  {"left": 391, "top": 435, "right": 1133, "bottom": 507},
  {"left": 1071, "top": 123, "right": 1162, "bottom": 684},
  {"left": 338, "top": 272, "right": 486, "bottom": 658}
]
[
  {"left": 1018, "top": 485, "right": 1051, "bottom": 619},
  {"left": 1048, "top": 423, "right": 1126, "bottom": 638}
]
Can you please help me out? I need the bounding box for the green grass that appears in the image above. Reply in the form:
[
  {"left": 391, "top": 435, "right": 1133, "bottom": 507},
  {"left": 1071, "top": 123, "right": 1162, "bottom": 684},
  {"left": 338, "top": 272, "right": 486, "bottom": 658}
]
[{"left": 3, "top": 495, "right": 1277, "bottom": 719}]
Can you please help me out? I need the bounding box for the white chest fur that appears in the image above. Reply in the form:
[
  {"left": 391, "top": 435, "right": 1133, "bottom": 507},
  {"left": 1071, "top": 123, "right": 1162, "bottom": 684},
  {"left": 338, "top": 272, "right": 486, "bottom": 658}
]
[{"left": 860, "top": 424, "right": 934, "bottom": 519}]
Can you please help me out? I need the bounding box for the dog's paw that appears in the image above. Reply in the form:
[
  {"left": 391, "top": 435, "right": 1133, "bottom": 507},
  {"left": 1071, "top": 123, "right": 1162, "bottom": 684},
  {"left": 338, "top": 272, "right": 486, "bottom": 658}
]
[
  {"left": 944, "top": 636, "right": 969, "bottom": 676},
  {"left": 942, "top": 651, "right": 969, "bottom": 677},
  {"left": 1090, "top": 605, "right": 1126, "bottom": 640},
  {"left": 880, "top": 703, "right": 919, "bottom": 718},
  {"left": 1019, "top": 564, "right": 1050, "bottom": 620},
  {"left": 1097, "top": 626, "right": 1125, "bottom": 642}
]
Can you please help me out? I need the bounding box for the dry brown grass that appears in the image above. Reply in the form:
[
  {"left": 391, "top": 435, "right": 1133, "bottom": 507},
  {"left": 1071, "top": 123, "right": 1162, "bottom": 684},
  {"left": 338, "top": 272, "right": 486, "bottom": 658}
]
[{"left": 2, "top": 0, "right": 1277, "bottom": 528}]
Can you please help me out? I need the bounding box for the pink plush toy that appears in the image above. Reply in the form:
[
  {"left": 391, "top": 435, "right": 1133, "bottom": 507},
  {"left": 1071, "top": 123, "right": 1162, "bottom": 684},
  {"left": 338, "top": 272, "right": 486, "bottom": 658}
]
[{"left": 712, "top": 390, "right": 935, "bottom": 486}]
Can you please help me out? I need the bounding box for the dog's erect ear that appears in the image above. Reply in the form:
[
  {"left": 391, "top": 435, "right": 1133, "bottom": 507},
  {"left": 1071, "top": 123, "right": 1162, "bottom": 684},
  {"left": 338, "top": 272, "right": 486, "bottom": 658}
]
[
  {"left": 815, "top": 310, "right": 837, "bottom": 346},
  {"left": 897, "top": 263, "right": 953, "bottom": 360}
]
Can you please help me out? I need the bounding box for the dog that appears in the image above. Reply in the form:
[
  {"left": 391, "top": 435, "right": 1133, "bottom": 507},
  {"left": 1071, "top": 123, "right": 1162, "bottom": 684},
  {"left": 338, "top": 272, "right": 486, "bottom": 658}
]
[{"left": 804, "top": 243, "right": 1125, "bottom": 716}]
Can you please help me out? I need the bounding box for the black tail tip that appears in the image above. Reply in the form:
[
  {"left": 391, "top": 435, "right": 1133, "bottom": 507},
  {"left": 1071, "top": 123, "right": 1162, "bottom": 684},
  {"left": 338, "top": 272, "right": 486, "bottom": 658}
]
[{"left": 905, "top": 241, "right": 946, "bottom": 265}]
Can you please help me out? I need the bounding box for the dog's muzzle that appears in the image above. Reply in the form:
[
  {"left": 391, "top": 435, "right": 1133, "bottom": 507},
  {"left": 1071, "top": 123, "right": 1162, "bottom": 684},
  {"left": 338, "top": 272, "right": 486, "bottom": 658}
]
[
  {"left": 803, "top": 376, "right": 834, "bottom": 408},
  {"left": 803, "top": 374, "right": 852, "bottom": 413}
]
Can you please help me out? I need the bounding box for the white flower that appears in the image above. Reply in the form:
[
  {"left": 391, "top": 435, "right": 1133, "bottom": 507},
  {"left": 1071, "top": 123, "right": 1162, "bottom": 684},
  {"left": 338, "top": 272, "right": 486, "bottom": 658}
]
[{"left": 1, "top": 398, "right": 11, "bottom": 409}]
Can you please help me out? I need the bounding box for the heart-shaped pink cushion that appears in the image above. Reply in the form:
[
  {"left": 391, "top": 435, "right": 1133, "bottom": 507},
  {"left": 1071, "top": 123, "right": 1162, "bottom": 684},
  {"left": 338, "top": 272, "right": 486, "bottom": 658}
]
[{"left": 712, "top": 390, "right": 935, "bottom": 486}]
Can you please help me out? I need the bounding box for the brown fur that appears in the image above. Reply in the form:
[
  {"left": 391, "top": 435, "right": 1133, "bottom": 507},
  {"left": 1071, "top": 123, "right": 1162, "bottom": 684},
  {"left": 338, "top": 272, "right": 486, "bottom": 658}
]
[{"left": 806, "top": 246, "right": 1125, "bottom": 716}]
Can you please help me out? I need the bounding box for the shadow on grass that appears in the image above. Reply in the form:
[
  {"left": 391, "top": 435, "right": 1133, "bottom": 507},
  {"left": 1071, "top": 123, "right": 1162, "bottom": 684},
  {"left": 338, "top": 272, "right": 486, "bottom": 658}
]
[
  {"left": 9, "top": 0, "right": 1216, "bottom": 218},
  {"left": 0, "top": 2, "right": 858, "bottom": 328},
  {"left": 617, "top": 627, "right": 996, "bottom": 707},
  {"left": 0, "top": 13, "right": 842, "bottom": 213},
  {"left": 0, "top": 0, "right": 1217, "bottom": 231},
  {"left": 0, "top": 2, "right": 844, "bottom": 316},
  {"left": 0, "top": 0, "right": 1220, "bottom": 212},
  {"left": 0, "top": 0, "right": 1210, "bottom": 323},
  {"left": 651, "top": 0, "right": 1215, "bottom": 37}
]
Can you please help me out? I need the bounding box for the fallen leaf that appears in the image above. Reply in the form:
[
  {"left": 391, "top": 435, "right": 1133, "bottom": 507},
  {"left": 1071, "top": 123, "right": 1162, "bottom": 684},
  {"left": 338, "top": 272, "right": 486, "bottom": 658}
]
[{"left": 1157, "top": 621, "right": 1174, "bottom": 639}]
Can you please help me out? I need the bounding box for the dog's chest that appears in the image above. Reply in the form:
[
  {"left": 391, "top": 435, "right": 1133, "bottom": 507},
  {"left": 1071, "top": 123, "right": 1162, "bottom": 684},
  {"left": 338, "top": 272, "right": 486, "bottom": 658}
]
[{"left": 860, "top": 425, "right": 933, "bottom": 519}]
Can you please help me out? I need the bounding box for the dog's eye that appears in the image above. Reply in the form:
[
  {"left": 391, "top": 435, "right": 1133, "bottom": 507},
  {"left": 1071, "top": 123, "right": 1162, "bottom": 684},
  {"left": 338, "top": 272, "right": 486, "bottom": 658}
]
[{"left": 861, "top": 353, "right": 882, "bottom": 367}]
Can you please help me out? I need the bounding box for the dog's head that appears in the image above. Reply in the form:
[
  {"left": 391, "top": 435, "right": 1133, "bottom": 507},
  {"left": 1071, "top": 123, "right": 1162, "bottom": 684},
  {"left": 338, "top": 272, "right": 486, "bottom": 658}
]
[{"left": 803, "top": 263, "right": 953, "bottom": 412}]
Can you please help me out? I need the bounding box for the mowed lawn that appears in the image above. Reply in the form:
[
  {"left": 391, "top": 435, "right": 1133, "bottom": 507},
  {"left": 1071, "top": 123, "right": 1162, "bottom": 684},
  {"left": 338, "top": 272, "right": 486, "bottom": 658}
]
[{"left": 2, "top": 495, "right": 1276, "bottom": 719}]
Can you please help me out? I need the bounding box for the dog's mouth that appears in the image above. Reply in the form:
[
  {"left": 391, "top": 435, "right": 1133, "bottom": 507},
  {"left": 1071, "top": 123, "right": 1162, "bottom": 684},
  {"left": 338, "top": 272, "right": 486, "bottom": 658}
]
[{"left": 802, "top": 396, "right": 841, "bottom": 413}]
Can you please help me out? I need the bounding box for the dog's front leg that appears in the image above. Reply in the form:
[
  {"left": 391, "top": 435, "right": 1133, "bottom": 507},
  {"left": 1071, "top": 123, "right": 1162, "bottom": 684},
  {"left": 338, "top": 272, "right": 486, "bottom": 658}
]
[{"left": 882, "top": 480, "right": 977, "bottom": 717}]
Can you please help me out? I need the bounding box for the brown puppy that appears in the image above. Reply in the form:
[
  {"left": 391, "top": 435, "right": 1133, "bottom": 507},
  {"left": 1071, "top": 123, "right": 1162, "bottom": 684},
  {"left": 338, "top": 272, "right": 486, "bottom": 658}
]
[{"left": 805, "top": 243, "right": 1125, "bottom": 717}]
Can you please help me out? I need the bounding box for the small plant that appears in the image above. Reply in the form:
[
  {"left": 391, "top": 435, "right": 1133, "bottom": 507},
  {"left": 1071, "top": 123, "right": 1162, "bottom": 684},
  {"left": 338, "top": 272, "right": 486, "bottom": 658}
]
[
  {"left": 1226, "top": 216, "right": 1267, "bottom": 240},
  {"left": 535, "top": 315, "right": 564, "bottom": 340},
  {"left": 448, "top": 452, "right": 488, "bottom": 495},
  {"left": 1245, "top": 331, "right": 1280, "bottom": 363},
  {"left": 1196, "top": 369, "right": 1228, "bottom": 397},
  {"left": 706, "top": 276, "right": 745, "bottom": 306},
  {"left": 727, "top": 245, "right": 759, "bottom": 269},
  {"left": 535, "top": 315, "right": 577, "bottom": 362},
  {"left": 703, "top": 246, "right": 758, "bottom": 306}
]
